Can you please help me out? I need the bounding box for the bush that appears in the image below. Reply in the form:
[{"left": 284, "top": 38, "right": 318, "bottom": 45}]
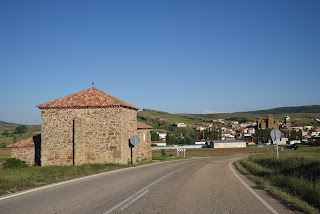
[
  {"left": 3, "top": 158, "right": 28, "bottom": 169},
  {"left": 309, "top": 139, "right": 320, "bottom": 147},
  {"left": 161, "top": 149, "right": 166, "bottom": 156}
]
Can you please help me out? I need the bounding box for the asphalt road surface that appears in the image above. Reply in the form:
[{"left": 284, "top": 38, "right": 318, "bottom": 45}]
[{"left": 0, "top": 155, "right": 296, "bottom": 214}]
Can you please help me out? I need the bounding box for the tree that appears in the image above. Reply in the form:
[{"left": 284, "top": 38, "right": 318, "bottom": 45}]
[
  {"left": 2, "top": 130, "right": 9, "bottom": 137},
  {"left": 254, "top": 128, "right": 272, "bottom": 144},
  {"left": 218, "top": 126, "right": 222, "bottom": 140},
  {"left": 14, "top": 125, "right": 27, "bottom": 135},
  {"left": 150, "top": 131, "right": 160, "bottom": 141},
  {"left": 297, "top": 130, "right": 302, "bottom": 141},
  {"left": 290, "top": 130, "right": 297, "bottom": 140}
]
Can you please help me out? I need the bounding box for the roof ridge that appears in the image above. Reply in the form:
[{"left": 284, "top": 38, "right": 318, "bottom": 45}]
[{"left": 37, "top": 87, "right": 139, "bottom": 110}]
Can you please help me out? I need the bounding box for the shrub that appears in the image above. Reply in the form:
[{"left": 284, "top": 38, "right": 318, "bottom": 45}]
[
  {"left": 3, "top": 158, "right": 28, "bottom": 169},
  {"left": 161, "top": 149, "right": 166, "bottom": 156}
]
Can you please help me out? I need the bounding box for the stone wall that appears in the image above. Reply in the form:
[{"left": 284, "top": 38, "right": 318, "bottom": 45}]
[
  {"left": 11, "top": 147, "right": 35, "bottom": 166},
  {"left": 41, "top": 107, "right": 151, "bottom": 166},
  {"left": 120, "top": 108, "right": 137, "bottom": 164},
  {"left": 257, "top": 115, "right": 279, "bottom": 129},
  {"left": 136, "top": 129, "right": 152, "bottom": 161},
  {"left": 213, "top": 142, "right": 246, "bottom": 148},
  {"left": 41, "top": 107, "right": 131, "bottom": 166}
]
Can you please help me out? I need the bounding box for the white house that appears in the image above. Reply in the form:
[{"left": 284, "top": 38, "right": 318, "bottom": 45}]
[
  {"left": 175, "top": 123, "right": 187, "bottom": 127},
  {"left": 271, "top": 138, "right": 288, "bottom": 145},
  {"left": 151, "top": 141, "right": 167, "bottom": 146},
  {"left": 158, "top": 133, "right": 167, "bottom": 140},
  {"left": 191, "top": 140, "right": 208, "bottom": 145}
]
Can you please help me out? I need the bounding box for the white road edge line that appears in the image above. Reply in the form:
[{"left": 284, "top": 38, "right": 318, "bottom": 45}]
[
  {"left": 229, "top": 162, "right": 279, "bottom": 214},
  {"left": 103, "top": 168, "right": 182, "bottom": 214},
  {"left": 119, "top": 190, "right": 150, "bottom": 211}
]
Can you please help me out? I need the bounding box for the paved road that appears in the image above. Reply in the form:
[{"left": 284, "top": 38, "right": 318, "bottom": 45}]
[{"left": 0, "top": 155, "right": 295, "bottom": 214}]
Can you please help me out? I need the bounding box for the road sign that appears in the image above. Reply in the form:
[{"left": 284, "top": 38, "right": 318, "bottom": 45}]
[
  {"left": 270, "top": 129, "right": 281, "bottom": 159},
  {"left": 177, "top": 148, "right": 186, "bottom": 158},
  {"left": 130, "top": 136, "right": 140, "bottom": 146},
  {"left": 130, "top": 136, "right": 140, "bottom": 166},
  {"left": 270, "top": 129, "right": 281, "bottom": 140}
]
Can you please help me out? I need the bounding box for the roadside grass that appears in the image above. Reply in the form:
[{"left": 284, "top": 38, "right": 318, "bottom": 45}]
[
  {"left": 0, "top": 163, "right": 129, "bottom": 196},
  {"left": 236, "top": 147, "right": 320, "bottom": 214}
]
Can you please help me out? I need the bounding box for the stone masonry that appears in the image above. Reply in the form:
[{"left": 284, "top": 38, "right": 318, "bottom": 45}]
[
  {"left": 10, "top": 147, "right": 34, "bottom": 165},
  {"left": 7, "top": 135, "right": 41, "bottom": 166},
  {"left": 257, "top": 114, "right": 279, "bottom": 129}
]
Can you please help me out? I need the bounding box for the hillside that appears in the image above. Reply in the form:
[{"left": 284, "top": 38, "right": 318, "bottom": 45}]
[
  {"left": 0, "top": 120, "right": 11, "bottom": 125},
  {"left": 138, "top": 107, "right": 320, "bottom": 129},
  {"left": 0, "top": 124, "right": 41, "bottom": 148},
  {"left": 137, "top": 109, "right": 203, "bottom": 128},
  {"left": 236, "top": 105, "right": 320, "bottom": 114}
]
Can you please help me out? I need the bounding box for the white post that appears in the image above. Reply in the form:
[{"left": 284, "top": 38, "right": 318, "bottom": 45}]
[
  {"left": 177, "top": 149, "right": 179, "bottom": 157},
  {"left": 184, "top": 149, "right": 185, "bottom": 158}
]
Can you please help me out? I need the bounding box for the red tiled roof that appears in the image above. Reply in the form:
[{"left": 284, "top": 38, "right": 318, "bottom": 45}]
[
  {"left": 137, "top": 122, "right": 153, "bottom": 129},
  {"left": 37, "top": 87, "right": 139, "bottom": 110},
  {"left": 7, "top": 137, "right": 35, "bottom": 148}
]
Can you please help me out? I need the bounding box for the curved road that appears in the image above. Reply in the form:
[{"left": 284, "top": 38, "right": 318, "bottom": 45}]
[{"left": 0, "top": 155, "right": 295, "bottom": 214}]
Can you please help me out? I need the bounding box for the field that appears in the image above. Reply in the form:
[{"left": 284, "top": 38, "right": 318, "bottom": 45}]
[
  {"left": 0, "top": 124, "right": 41, "bottom": 148},
  {"left": 236, "top": 146, "right": 320, "bottom": 214}
]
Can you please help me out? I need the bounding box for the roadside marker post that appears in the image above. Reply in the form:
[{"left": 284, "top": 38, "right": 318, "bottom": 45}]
[{"left": 177, "top": 148, "right": 186, "bottom": 158}]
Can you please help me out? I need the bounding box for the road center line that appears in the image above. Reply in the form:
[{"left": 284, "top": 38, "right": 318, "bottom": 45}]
[
  {"left": 103, "top": 167, "right": 183, "bottom": 214},
  {"left": 229, "top": 162, "right": 279, "bottom": 214},
  {"left": 119, "top": 190, "right": 150, "bottom": 211}
]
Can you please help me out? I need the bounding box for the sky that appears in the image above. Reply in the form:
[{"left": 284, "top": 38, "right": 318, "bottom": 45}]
[{"left": 0, "top": 0, "right": 319, "bottom": 125}]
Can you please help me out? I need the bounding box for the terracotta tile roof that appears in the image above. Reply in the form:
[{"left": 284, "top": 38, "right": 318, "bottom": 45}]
[
  {"left": 137, "top": 122, "right": 153, "bottom": 129},
  {"left": 37, "top": 87, "right": 139, "bottom": 110},
  {"left": 7, "top": 137, "right": 35, "bottom": 148}
]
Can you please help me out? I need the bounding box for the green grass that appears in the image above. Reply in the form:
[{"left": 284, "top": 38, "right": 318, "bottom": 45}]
[
  {"left": 236, "top": 147, "right": 320, "bottom": 214},
  {"left": 0, "top": 132, "right": 41, "bottom": 148},
  {"left": 0, "top": 163, "right": 129, "bottom": 196},
  {"left": 0, "top": 154, "right": 10, "bottom": 162},
  {"left": 0, "top": 124, "right": 41, "bottom": 147}
]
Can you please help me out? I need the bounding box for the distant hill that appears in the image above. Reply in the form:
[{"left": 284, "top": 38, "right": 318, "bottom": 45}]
[
  {"left": 137, "top": 106, "right": 320, "bottom": 128},
  {"left": 236, "top": 105, "right": 320, "bottom": 114},
  {"left": 0, "top": 120, "right": 11, "bottom": 124}
]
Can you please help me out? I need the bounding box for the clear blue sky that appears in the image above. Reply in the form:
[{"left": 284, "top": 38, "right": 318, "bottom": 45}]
[{"left": 1, "top": 0, "right": 319, "bottom": 125}]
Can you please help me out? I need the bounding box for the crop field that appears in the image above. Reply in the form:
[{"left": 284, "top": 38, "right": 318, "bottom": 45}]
[{"left": 237, "top": 146, "right": 320, "bottom": 214}]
